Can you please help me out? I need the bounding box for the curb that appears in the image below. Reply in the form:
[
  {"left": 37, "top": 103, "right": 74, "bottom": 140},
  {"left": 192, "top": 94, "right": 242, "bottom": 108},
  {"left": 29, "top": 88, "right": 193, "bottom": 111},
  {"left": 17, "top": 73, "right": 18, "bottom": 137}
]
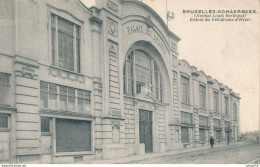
[{"left": 88, "top": 142, "right": 247, "bottom": 164}]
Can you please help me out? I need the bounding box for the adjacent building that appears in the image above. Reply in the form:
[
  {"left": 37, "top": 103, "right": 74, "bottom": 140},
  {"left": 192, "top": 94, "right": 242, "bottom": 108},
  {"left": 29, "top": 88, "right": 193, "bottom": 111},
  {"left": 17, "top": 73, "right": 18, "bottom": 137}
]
[{"left": 0, "top": 0, "right": 241, "bottom": 163}]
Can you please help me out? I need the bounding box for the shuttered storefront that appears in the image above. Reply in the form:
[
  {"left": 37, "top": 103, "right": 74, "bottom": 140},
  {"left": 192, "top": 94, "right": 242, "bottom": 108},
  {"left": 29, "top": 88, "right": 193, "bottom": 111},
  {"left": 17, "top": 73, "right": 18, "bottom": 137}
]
[{"left": 55, "top": 118, "right": 91, "bottom": 152}]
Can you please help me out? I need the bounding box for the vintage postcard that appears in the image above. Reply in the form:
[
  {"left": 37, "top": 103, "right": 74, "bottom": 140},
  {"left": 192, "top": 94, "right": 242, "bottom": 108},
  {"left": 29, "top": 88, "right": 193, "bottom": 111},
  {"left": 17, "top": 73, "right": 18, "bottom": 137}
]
[{"left": 0, "top": 0, "right": 259, "bottom": 166}]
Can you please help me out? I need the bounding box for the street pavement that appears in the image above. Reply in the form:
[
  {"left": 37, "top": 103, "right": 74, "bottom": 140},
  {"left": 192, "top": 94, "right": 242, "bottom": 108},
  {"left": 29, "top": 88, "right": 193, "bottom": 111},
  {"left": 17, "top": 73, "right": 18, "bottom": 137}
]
[{"left": 88, "top": 141, "right": 260, "bottom": 164}]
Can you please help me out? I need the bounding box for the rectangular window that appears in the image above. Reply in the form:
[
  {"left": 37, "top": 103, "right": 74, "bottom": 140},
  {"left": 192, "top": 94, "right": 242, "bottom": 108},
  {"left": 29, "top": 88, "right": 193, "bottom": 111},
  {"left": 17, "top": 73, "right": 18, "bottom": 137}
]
[
  {"left": 154, "top": 65, "right": 162, "bottom": 102},
  {"left": 0, "top": 73, "right": 10, "bottom": 86},
  {"left": 0, "top": 72, "right": 11, "bottom": 106},
  {"left": 41, "top": 118, "right": 51, "bottom": 133},
  {"left": 199, "top": 116, "right": 208, "bottom": 127},
  {"left": 40, "top": 81, "right": 91, "bottom": 113},
  {"left": 51, "top": 14, "right": 80, "bottom": 72},
  {"left": 214, "top": 119, "right": 221, "bottom": 128},
  {"left": 49, "top": 84, "right": 58, "bottom": 110},
  {"left": 59, "top": 86, "right": 68, "bottom": 111},
  {"left": 78, "top": 90, "right": 91, "bottom": 114},
  {"left": 40, "top": 81, "right": 49, "bottom": 108},
  {"left": 215, "top": 130, "right": 221, "bottom": 140},
  {"left": 181, "top": 127, "right": 189, "bottom": 143},
  {"left": 199, "top": 129, "right": 205, "bottom": 141},
  {"left": 224, "top": 96, "right": 229, "bottom": 116},
  {"left": 68, "top": 88, "right": 75, "bottom": 111},
  {"left": 225, "top": 121, "right": 230, "bottom": 130},
  {"left": 181, "top": 76, "right": 189, "bottom": 104},
  {"left": 55, "top": 118, "right": 91, "bottom": 152},
  {"left": 0, "top": 115, "right": 8, "bottom": 128},
  {"left": 181, "top": 112, "right": 193, "bottom": 125},
  {"left": 199, "top": 84, "right": 206, "bottom": 109},
  {"left": 214, "top": 91, "right": 219, "bottom": 113}
]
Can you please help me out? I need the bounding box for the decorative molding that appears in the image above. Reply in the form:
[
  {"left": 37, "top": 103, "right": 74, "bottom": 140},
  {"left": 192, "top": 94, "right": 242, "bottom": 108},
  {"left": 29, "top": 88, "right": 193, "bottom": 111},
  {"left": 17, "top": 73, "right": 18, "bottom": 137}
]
[
  {"left": 94, "top": 81, "right": 102, "bottom": 93},
  {"left": 109, "top": 41, "right": 118, "bottom": 54},
  {"left": 181, "top": 103, "right": 191, "bottom": 110},
  {"left": 172, "top": 55, "right": 178, "bottom": 68},
  {"left": 47, "top": 3, "right": 84, "bottom": 24},
  {"left": 170, "top": 41, "right": 177, "bottom": 50},
  {"left": 108, "top": 18, "right": 118, "bottom": 37},
  {"left": 15, "top": 64, "right": 38, "bottom": 79},
  {"left": 209, "top": 111, "right": 214, "bottom": 117},
  {"left": 207, "top": 80, "right": 214, "bottom": 85},
  {"left": 174, "top": 118, "right": 180, "bottom": 124},
  {"left": 191, "top": 71, "right": 199, "bottom": 77},
  {"left": 111, "top": 109, "right": 121, "bottom": 117},
  {"left": 0, "top": 105, "right": 17, "bottom": 112},
  {"left": 144, "top": 16, "right": 153, "bottom": 28},
  {"left": 112, "top": 120, "right": 120, "bottom": 129},
  {"left": 230, "top": 92, "right": 241, "bottom": 99},
  {"left": 89, "top": 16, "right": 103, "bottom": 26},
  {"left": 172, "top": 70, "right": 177, "bottom": 79},
  {"left": 98, "top": 84, "right": 102, "bottom": 93},
  {"left": 213, "top": 112, "right": 221, "bottom": 117},
  {"left": 107, "top": 0, "right": 118, "bottom": 13},
  {"left": 48, "top": 67, "right": 86, "bottom": 84},
  {"left": 194, "top": 108, "right": 199, "bottom": 114},
  {"left": 135, "top": 91, "right": 161, "bottom": 104}
]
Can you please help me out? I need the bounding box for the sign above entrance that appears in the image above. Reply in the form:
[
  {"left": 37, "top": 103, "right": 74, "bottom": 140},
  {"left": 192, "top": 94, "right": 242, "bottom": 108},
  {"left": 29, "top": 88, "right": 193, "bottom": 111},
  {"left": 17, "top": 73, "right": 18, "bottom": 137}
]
[{"left": 124, "top": 21, "right": 167, "bottom": 55}]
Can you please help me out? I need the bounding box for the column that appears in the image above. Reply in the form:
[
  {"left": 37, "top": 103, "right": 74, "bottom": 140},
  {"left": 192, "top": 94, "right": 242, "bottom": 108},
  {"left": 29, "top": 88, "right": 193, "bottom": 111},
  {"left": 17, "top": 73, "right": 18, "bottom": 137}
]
[{"left": 89, "top": 9, "right": 103, "bottom": 152}]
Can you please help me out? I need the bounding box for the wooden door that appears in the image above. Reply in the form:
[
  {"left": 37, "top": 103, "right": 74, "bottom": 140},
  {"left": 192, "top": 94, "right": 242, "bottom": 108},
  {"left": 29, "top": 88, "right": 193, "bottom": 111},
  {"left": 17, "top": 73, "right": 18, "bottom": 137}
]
[
  {"left": 139, "top": 110, "right": 153, "bottom": 153},
  {"left": 41, "top": 135, "right": 52, "bottom": 163},
  {"left": 40, "top": 117, "right": 52, "bottom": 163}
]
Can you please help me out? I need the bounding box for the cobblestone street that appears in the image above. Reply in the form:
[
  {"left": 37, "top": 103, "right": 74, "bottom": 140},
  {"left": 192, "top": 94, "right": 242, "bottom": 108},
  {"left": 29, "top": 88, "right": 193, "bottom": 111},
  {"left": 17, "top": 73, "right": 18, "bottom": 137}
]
[{"left": 128, "top": 142, "right": 260, "bottom": 164}]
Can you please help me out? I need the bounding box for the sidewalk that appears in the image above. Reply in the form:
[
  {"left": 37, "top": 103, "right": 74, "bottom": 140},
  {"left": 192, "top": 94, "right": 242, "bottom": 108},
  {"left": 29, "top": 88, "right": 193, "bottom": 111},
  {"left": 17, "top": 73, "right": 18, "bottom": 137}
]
[{"left": 88, "top": 142, "right": 247, "bottom": 164}]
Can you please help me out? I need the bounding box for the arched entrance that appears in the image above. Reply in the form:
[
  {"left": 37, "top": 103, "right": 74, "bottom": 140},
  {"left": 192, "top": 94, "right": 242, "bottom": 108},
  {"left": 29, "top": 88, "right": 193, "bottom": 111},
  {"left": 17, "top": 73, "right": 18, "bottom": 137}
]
[{"left": 122, "top": 41, "right": 171, "bottom": 153}]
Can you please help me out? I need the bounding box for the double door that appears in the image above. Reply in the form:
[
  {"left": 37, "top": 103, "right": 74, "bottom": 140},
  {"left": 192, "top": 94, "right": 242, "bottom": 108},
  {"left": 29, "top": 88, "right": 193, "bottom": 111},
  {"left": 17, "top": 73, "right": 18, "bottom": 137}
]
[{"left": 139, "top": 110, "right": 153, "bottom": 153}]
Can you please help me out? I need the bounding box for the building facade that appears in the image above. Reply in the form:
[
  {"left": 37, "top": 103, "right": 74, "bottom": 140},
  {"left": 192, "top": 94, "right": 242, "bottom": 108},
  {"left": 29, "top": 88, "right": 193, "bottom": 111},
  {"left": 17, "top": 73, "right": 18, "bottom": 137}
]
[{"left": 0, "top": 0, "right": 241, "bottom": 163}]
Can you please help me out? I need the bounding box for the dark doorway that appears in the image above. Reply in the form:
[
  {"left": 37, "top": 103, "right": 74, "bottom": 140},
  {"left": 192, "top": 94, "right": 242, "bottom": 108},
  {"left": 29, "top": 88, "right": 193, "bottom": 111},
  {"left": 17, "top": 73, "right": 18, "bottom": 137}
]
[
  {"left": 181, "top": 127, "right": 189, "bottom": 143},
  {"left": 139, "top": 109, "right": 153, "bottom": 153}
]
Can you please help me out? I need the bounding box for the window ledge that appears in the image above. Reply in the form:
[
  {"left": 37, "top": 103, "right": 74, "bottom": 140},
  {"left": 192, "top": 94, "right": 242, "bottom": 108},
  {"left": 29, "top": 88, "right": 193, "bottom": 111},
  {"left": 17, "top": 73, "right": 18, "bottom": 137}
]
[
  {"left": 181, "top": 124, "right": 195, "bottom": 127},
  {"left": 0, "top": 83, "right": 11, "bottom": 87},
  {"left": 41, "top": 132, "right": 52, "bottom": 136},
  {"left": 199, "top": 126, "right": 210, "bottom": 129},
  {"left": 0, "top": 105, "right": 17, "bottom": 112},
  {"left": 54, "top": 151, "right": 94, "bottom": 157},
  {"left": 101, "top": 115, "right": 125, "bottom": 120},
  {"left": 0, "top": 128, "right": 10, "bottom": 132},
  {"left": 39, "top": 109, "right": 96, "bottom": 119}
]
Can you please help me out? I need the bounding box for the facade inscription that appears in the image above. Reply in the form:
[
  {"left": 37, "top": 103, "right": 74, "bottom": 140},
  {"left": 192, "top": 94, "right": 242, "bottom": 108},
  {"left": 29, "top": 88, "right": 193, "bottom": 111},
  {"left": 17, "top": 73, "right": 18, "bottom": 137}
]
[{"left": 125, "top": 24, "right": 166, "bottom": 54}]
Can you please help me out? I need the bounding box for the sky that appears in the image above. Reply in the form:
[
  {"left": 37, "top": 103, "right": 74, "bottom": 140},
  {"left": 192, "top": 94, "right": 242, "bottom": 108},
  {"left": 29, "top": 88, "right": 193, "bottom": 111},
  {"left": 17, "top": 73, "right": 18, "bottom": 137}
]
[{"left": 82, "top": 0, "right": 260, "bottom": 133}]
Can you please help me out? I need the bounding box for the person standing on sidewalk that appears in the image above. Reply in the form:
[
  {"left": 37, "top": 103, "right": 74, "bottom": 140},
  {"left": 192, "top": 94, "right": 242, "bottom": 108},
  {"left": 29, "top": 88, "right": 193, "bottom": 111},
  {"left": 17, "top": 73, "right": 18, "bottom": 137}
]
[{"left": 210, "top": 136, "right": 214, "bottom": 149}]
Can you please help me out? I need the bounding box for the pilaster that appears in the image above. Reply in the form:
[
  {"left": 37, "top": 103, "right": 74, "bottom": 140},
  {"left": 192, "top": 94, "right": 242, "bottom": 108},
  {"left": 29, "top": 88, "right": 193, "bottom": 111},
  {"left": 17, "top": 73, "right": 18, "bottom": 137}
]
[{"left": 14, "top": 56, "right": 40, "bottom": 163}]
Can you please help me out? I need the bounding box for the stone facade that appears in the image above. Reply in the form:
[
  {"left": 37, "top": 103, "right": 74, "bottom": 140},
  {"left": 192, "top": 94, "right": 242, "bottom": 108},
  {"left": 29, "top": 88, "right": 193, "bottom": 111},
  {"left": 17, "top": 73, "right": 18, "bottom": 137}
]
[{"left": 0, "top": 0, "right": 241, "bottom": 163}]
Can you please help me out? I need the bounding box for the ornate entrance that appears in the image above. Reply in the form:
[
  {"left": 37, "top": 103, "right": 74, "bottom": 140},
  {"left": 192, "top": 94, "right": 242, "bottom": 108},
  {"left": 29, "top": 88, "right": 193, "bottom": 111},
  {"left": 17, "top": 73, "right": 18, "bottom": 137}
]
[{"left": 139, "top": 109, "right": 153, "bottom": 153}]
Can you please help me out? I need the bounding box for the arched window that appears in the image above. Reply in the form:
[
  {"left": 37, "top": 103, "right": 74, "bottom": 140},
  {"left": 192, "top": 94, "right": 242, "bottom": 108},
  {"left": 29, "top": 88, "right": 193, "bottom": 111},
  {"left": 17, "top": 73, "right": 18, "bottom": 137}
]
[
  {"left": 233, "top": 103, "right": 237, "bottom": 121},
  {"left": 123, "top": 50, "right": 162, "bottom": 101}
]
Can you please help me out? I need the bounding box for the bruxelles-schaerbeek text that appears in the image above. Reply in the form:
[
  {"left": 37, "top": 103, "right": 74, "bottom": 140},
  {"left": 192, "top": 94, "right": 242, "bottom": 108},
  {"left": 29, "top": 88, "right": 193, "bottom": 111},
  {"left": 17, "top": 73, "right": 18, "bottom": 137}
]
[{"left": 183, "top": 10, "right": 256, "bottom": 22}]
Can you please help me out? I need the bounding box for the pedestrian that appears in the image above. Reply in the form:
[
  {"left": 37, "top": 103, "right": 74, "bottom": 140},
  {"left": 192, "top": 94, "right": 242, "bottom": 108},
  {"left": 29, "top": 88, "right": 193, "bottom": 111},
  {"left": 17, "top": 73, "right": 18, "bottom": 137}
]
[{"left": 210, "top": 136, "right": 214, "bottom": 149}]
